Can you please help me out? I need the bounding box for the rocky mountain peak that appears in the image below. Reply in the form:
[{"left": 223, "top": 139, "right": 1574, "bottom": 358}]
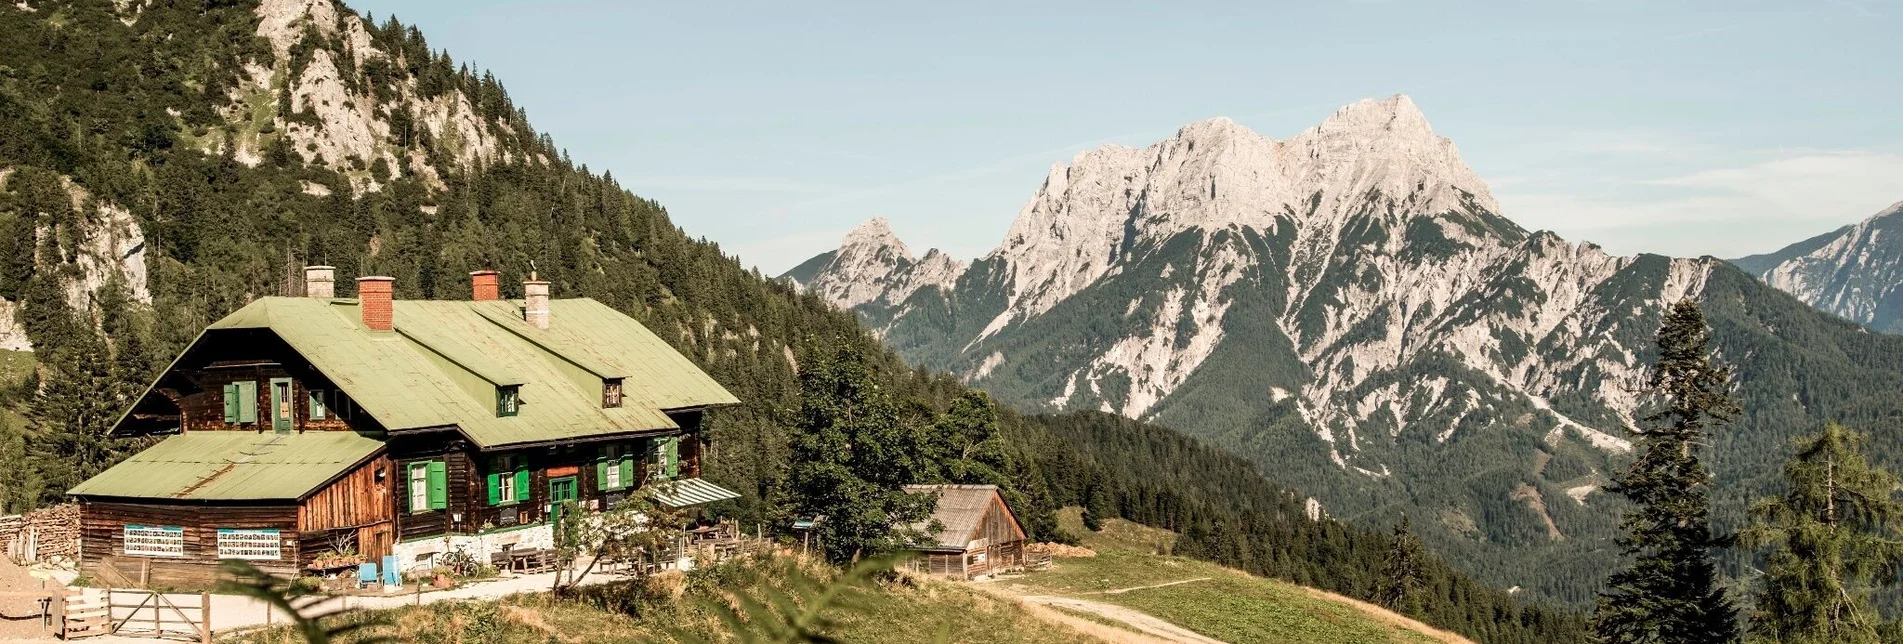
[
  {"left": 840, "top": 216, "right": 913, "bottom": 261},
  {"left": 1285, "top": 93, "right": 1498, "bottom": 216},
  {"left": 1307, "top": 94, "right": 1433, "bottom": 139}
]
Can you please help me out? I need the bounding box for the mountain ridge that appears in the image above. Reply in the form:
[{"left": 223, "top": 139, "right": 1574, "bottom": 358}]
[
  {"left": 1731, "top": 200, "right": 1903, "bottom": 332},
  {"left": 786, "top": 96, "right": 1903, "bottom": 606}
]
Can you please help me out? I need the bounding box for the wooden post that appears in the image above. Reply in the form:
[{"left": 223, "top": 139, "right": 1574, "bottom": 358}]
[
  {"left": 151, "top": 591, "right": 158, "bottom": 636},
  {"left": 200, "top": 591, "right": 211, "bottom": 644}
]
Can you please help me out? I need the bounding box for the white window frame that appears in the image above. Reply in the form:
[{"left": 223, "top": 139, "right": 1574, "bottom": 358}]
[
  {"left": 604, "top": 445, "right": 623, "bottom": 489},
  {"left": 409, "top": 462, "right": 430, "bottom": 512},
  {"left": 497, "top": 456, "right": 518, "bottom": 503},
  {"left": 123, "top": 525, "right": 185, "bottom": 557},
  {"left": 216, "top": 528, "right": 282, "bottom": 560}
]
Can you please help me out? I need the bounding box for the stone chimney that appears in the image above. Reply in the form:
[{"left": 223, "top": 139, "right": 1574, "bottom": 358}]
[
  {"left": 470, "top": 270, "right": 500, "bottom": 301},
  {"left": 358, "top": 276, "right": 395, "bottom": 332},
  {"left": 523, "top": 273, "right": 550, "bottom": 329},
  {"left": 304, "top": 265, "right": 335, "bottom": 298}
]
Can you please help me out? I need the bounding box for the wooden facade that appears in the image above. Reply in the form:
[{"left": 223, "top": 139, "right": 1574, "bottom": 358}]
[
  {"left": 79, "top": 501, "right": 300, "bottom": 588},
  {"left": 386, "top": 427, "right": 702, "bottom": 541},
  {"left": 122, "top": 331, "right": 376, "bottom": 436},
  {"left": 75, "top": 272, "right": 739, "bottom": 588}
]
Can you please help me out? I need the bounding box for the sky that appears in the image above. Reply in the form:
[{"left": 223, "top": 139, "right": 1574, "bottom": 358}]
[{"left": 348, "top": 0, "right": 1903, "bottom": 275}]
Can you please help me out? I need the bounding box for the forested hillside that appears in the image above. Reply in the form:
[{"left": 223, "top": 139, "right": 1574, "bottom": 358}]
[{"left": 0, "top": 2, "right": 1583, "bottom": 642}]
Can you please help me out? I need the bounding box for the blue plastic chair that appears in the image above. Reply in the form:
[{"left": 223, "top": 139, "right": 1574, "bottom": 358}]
[
  {"left": 382, "top": 555, "right": 401, "bottom": 586},
  {"left": 357, "top": 562, "right": 378, "bottom": 589}
]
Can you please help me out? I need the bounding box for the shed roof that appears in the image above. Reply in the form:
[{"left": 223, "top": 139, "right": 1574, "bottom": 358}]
[
  {"left": 119, "top": 296, "right": 738, "bottom": 448},
  {"left": 902, "top": 484, "right": 1020, "bottom": 552},
  {"left": 68, "top": 432, "right": 383, "bottom": 501}
]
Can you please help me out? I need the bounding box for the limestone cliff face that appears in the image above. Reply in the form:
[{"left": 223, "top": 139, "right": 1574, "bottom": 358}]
[
  {"left": 222, "top": 0, "right": 530, "bottom": 193},
  {"left": 1733, "top": 200, "right": 1903, "bottom": 333},
  {"left": 0, "top": 0, "right": 532, "bottom": 349}
]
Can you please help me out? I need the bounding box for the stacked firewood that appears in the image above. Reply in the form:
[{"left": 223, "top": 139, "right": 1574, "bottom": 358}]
[{"left": 2, "top": 504, "right": 80, "bottom": 563}]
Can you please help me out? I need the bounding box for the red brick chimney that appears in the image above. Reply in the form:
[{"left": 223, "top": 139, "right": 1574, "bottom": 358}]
[
  {"left": 358, "top": 276, "right": 395, "bottom": 331},
  {"left": 470, "top": 270, "right": 500, "bottom": 301}
]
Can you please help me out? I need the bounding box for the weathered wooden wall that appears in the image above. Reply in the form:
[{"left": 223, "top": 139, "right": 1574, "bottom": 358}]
[
  {"left": 79, "top": 501, "right": 300, "bottom": 589},
  {"left": 299, "top": 455, "right": 393, "bottom": 532},
  {"left": 973, "top": 494, "right": 1027, "bottom": 546}
]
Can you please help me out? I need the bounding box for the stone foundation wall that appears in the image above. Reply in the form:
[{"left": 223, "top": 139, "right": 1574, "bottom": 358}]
[{"left": 391, "top": 523, "right": 555, "bottom": 574}]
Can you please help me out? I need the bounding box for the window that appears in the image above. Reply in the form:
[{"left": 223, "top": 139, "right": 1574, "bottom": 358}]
[
  {"left": 271, "top": 378, "right": 293, "bottom": 433},
  {"left": 308, "top": 389, "right": 327, "bottom": 420},
  {"left": 222, "top": 381, "right": 258, "bottom": 424},
  {"left": 408, "top": 461, "right": 446, "bottom": 512},
  {"left": 602, "top": 379, "right": 623, "bottom": 408},
  {"left": 487, "top": 455, "right": 529, "bottom": 505},
  {"left": 123, "top": 525, "right": 184, "bottom": 557},
  {"left": 216, "top": 528, "right": 282, "bottom": 560},
  {"left": 647, "top": 437, "right": 679, "bottom": 481},
  {"left": 598, "top": 444, "right": 631, "bottom": 490},
  {"left": 496, "top": 386, "right": 520, "bottom": 417}
]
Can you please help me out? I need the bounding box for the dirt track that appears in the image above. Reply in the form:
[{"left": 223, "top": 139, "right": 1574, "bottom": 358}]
[{"left": 1016, "top": 594, "right": 1225, "bottom": 644}]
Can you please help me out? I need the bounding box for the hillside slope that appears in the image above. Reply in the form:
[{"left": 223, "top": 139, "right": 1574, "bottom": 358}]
[
  {"left": 988, "top": 509, "right": 1471, "bottom": 644},
  {"left": 788, "top": 98, "right": 1903, "bottom": 606}
]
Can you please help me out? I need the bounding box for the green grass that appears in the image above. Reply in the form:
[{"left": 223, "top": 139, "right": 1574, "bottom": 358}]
[
  {"left": 1002, "top": 509, "right": 1453, "bottom": 644},
  {"left": 235, "top": 553, "right": 1100, "bottom": 644},
  {"left": 0, "top": 350, "right": 35, "bottom": 387}
]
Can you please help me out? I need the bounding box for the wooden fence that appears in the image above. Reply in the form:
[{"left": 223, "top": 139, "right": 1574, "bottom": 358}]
[{"left": 62, "top": 588, "right": 210, "bottom": 643}]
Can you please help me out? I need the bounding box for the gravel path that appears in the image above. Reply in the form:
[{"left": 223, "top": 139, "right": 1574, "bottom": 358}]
[{"left": 1017, "top": 594, "right": 1225, "bottom": 644}]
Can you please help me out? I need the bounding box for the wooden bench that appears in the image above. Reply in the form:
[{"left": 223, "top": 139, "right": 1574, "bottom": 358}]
[{"left": 491, "top": 548, "right": 554, "bottom": 574}]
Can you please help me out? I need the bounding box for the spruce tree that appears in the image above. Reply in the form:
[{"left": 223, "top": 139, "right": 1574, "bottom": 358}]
[
  {"left": 1593, "top": 300, "right": 1739, "bottom": 644},
  {"left": 1741, "top": 422, "right": 1903, "bottom": 644},
  {"left": 1377, "top": 515, "right": 1424, "bottom": 614}
]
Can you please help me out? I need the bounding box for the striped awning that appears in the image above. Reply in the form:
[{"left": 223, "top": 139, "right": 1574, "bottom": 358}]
[{"left": 648, "top": 477, "right": 741, "bottom": 508}]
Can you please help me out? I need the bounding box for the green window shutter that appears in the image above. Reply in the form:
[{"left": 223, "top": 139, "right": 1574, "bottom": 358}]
[
  {"left": 595, "top": 456, "right": 608, "bottom": 491},
  {"left": 664, "top": 437, "right": 679, "bottom": 479},
  {"left": 514, "top": 469, "right": 529, "bottom": 503},
  {"left": 427, "top": 460, "right": 447, "bottom": 510},
  {"left": 618, "top": 457, "right": 633, "bottom": 489},
  {"left": 236, "top": 381, "right": 258, "bottom": 423},
  {"left": 309, "top": 390, "right": 326, "bottom": 420},
  {"left": 486, "top": 471, "right": 501, "bottom": 506},
  {"left": 223, "top": 384, "right": 239, "bottom": 423}
]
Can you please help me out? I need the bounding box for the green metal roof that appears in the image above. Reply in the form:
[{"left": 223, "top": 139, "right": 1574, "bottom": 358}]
[
  {"left": 162, "top": 296, "right": 738, "bottom": 448},
  {"left": 648, "top": 478, "right": 742, "bottom": 508},
  {"left": 68, "top": 432, "right": 384, "bottom": 501}
]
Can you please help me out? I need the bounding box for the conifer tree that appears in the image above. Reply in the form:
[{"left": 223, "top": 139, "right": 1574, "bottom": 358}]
[
  {"left": 1378, "top": 515, "right": 1425, "bottom": 614},
  {"left": 1593, "top": 300, "right": 1739, "bottom": 644},
  {"left": 1741, "top": 422, "right": 1903, "bottom": 644}
]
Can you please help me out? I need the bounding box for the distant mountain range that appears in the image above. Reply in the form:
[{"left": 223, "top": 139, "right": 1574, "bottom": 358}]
[
  {"left": 785, "top": 96, "right": 1903, "bottom": 606},
  {"left": 1732, "top": 200, "right": 1903, "bottom": 333}
]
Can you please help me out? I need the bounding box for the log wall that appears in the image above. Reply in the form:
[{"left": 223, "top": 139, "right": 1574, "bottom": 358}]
[{"left": 79, "top": 501, "right": 300, "bottom": 589}]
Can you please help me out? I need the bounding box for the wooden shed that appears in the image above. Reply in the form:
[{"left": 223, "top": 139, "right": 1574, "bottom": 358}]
[
  {"left": 901, "top": 484, "right": 1027, "bottom": 580},
  {"left": 68, "top": 432, "right": 392, "bottom": 588}
]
